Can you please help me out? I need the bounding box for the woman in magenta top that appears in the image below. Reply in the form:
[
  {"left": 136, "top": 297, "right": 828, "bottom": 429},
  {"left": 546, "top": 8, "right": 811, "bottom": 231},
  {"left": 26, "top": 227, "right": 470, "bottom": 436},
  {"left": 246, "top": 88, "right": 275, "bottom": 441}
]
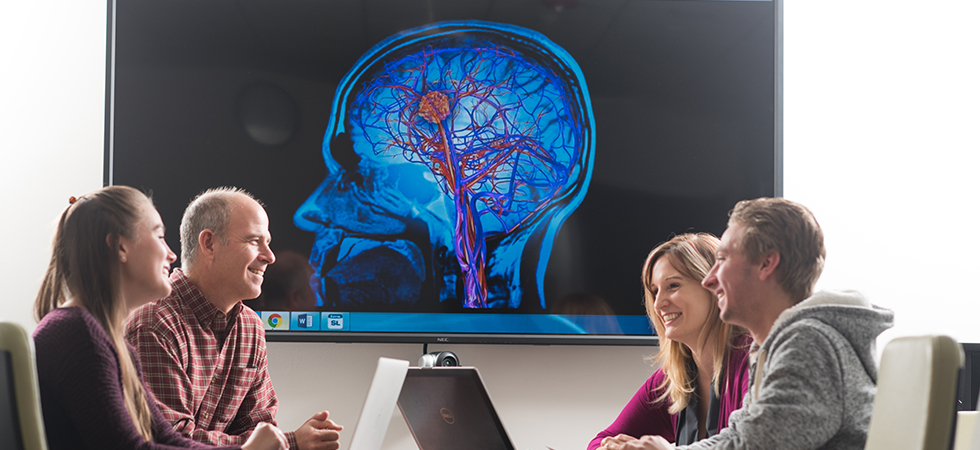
[{"left": 590, "top": 234, "right": 751, "bottom": 450}]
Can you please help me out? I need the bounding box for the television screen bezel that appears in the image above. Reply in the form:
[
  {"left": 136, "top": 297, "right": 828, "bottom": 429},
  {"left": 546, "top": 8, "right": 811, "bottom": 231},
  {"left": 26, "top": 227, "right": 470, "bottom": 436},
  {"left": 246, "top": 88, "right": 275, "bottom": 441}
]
[{"left": 103, "top": 0, "right": 783, "bottom": 346}]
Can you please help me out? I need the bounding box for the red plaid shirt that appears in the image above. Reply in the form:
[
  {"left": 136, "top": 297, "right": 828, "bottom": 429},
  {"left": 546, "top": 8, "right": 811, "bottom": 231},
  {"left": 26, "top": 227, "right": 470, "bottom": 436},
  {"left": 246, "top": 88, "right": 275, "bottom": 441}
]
[{"left": 126, "top": 268, "right": 298, "bottom": 449}]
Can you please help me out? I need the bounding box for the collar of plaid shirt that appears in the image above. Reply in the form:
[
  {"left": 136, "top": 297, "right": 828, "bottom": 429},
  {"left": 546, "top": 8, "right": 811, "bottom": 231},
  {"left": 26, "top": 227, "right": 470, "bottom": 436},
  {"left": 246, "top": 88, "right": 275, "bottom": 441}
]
[{"left": 171, "top": 268, "right": 245, "bottom": 345}]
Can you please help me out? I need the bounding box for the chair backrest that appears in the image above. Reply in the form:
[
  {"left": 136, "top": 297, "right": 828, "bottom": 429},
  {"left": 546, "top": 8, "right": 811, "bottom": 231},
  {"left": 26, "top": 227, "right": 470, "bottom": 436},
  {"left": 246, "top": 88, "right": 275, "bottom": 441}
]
[
  {"left": 0, "top": 322, "right": 48, "bottom": 450},
  {"left": 953, "top": 411, "right": 979, "bottom": 450},
  {"left": 865, "top": 335, "right": 964, "bottom": 450}
]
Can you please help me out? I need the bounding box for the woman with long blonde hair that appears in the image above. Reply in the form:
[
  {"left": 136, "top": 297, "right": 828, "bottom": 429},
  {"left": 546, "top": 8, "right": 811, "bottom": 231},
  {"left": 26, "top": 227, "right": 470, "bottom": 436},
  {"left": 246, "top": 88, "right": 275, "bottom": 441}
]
[
  {"left": 590, "top": 233, "right": 751, "bottom": 449},
  {"left": 33, "top": 185, "right": 287, "bottom": 450}
]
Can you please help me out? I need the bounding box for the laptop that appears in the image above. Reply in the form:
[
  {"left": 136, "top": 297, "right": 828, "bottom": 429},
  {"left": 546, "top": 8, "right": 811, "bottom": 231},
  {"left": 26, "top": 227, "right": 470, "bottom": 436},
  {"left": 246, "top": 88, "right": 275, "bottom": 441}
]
[
  {"left": 398, "top": 367, "right": 517, "bottom": 450},
  {"left": 349, "top": 357, "right": 410, "bottom": 450}
]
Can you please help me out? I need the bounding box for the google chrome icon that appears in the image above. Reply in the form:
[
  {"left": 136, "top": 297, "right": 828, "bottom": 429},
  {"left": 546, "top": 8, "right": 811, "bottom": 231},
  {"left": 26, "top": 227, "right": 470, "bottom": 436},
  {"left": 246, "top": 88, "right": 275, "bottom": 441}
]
[
  {"left": 268, "top": 314, "right": 282, "bottom": 327},
  {"left": 262, "top": 312, "right": 289, "bottom": 330}
]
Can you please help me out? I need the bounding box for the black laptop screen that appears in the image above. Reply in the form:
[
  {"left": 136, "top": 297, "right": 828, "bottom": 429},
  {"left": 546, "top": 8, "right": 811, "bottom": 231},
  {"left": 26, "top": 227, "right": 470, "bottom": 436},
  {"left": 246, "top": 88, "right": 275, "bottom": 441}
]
[{"left": 399, "top": 368, "right": 514, "bottom": 450}]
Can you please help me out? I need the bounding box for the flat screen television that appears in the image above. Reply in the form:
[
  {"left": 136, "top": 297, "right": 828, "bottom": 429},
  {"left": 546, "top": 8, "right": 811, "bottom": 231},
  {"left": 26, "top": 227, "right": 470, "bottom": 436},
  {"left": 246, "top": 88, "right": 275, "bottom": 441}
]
[{"left": 106, "top": 0, "right": 782, "bottom": 345}]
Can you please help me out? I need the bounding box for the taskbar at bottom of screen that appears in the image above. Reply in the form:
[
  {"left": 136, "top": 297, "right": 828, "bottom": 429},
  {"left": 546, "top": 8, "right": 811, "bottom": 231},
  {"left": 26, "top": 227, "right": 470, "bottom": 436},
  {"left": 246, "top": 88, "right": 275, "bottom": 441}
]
[{"left": 255, "top": 311, "right": 655, "bottom": 336}]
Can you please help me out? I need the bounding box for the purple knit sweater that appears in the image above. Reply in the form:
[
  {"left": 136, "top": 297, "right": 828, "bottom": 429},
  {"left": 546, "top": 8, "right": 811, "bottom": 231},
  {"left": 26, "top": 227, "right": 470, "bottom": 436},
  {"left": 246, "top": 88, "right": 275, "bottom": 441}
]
[
  {"left": 33, "top": 307, "right": 241, "bottom": 450},
  {"left": 588, "top": 336, "right": 752, "bottom": 450}
]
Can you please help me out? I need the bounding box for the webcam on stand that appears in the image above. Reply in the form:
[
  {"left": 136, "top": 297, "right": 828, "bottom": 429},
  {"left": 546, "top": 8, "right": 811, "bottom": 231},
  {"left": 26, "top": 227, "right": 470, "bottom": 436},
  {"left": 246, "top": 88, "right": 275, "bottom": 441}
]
[{"left": 419, "top": 351, "right": 460, "bottom": 367}]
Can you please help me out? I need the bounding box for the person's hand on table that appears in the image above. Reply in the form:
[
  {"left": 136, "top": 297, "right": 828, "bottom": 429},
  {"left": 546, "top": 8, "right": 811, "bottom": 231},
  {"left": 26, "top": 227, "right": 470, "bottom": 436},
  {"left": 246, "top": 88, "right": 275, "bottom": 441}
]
[
  {"left": 295, "top": 410, "right": 344, "bottom": 450},
  {"left": 242, "top": 422, "right": 288, "bottom": 450},
  {"left": 601, "top": 435, "right": 674, "bottom": 450},
  {"left": 598, "top": 433, "right": 636, "bottom": 450}
]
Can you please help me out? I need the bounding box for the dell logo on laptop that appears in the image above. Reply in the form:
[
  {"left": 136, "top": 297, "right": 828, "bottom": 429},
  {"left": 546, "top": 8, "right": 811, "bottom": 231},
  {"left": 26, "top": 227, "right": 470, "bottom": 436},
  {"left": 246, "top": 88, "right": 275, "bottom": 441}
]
[{"left": 439, "top": 407, "right": 455, "bottom": 424}]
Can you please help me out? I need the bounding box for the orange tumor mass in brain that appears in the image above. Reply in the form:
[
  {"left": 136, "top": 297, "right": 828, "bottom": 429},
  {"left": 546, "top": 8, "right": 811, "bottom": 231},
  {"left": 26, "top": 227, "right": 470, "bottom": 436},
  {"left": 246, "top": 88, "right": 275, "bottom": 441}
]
[{"left": 418, "top": 91, "right": 450, "bottom": 124}]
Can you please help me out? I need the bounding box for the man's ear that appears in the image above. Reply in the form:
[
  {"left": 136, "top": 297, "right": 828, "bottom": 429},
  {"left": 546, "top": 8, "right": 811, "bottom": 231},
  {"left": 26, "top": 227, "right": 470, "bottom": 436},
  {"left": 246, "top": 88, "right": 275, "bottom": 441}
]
[
  {"left": 198, "top": 230, "right": 217, "bottom": 262},
  {"left": 758, "top": 251, "right": 780, "bottom": 281}
]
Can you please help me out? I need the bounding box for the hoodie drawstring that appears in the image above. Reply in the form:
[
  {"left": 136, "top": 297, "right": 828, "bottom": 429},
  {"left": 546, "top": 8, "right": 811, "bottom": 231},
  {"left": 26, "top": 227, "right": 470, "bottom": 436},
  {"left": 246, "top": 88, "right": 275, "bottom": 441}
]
[{"left": 753, "top": 348, "right": 768, "bottom": 401}]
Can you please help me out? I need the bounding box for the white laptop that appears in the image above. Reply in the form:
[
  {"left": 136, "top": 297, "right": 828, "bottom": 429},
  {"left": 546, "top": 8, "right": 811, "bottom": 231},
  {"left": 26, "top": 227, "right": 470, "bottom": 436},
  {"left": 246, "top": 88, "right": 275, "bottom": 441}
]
[
  {"left": 348, "top": 357, "right": 411, "bottom": 450},
  {"left": 397, "top": 367, "right": 517, "bottom": 450}
]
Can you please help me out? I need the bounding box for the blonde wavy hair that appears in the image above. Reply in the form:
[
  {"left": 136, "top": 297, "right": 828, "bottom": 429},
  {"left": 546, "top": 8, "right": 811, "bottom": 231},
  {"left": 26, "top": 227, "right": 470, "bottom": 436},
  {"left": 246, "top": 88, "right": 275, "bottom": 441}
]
[
  {"left": 35, "top": 186, "right": 156, "bottom": 441},
  {"left": 642, "top": 233, "right": 746, "bottom": 414}
]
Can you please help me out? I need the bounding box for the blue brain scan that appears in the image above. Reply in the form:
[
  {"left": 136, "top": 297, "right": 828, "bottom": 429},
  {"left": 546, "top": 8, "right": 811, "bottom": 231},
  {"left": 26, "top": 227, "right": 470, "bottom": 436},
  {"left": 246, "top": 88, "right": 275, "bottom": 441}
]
[{"left": 295, "top": 21, "right": 595, "bottom": 311}]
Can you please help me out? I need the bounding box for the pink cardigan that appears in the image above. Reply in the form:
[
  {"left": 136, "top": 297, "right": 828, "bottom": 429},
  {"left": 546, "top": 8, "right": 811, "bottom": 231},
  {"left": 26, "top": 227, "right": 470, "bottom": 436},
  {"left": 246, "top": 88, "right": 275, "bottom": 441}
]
[{"left": 588, "top": 335, "right": 752, "bottom": 449}]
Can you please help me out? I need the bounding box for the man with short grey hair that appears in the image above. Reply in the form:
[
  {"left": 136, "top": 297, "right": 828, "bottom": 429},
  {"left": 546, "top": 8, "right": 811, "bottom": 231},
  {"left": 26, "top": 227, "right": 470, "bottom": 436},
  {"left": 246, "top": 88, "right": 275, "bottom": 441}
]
[
  {"left": 601, "top": 197, "right": 893, "bottom": 450},
  {"left": 178, "top": 186, "right": 248, "bottom": 269},
  {"left": 127, "top": 187, "right": 343, "bottom": 450}
]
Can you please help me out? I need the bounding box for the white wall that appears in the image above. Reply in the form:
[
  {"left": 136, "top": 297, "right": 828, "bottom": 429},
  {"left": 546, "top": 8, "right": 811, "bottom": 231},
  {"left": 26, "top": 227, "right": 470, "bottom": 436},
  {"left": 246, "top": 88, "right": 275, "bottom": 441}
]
[
  {"left": 3, "top": 1, "right": 979, "bottom": 449},
  {"left": 1, "top": 0, "right": 107, "bottom": 333},
  {"left": 782, "top": 0, "right": 980, "bottom": 346}
]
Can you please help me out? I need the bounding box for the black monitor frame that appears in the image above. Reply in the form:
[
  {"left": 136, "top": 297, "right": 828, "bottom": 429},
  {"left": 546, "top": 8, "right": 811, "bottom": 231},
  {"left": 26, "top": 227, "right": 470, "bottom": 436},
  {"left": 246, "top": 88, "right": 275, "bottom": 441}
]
[{"left": 104, "top": 0, "right": 782, "bottom": 346}]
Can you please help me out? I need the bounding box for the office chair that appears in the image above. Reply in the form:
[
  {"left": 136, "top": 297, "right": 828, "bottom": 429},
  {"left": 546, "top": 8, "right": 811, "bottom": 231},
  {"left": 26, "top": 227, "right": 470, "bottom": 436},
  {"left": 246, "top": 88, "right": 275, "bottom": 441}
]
[
  {"left": 953, "top": 411, "right": 979, "bottom": 450},
  {"left": 865, "top": 335, "right": 963, "bottom": 450},
  {"left": 0, "top": 322, "right": 48, "bottom": 450}
]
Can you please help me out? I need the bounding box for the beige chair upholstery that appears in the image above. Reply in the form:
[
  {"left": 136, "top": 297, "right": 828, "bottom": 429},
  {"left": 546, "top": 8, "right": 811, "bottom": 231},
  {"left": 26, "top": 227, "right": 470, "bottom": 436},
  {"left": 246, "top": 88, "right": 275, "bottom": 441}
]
[
  {"left": 0, "top": 322, "right": 47, "bottom": 450},
  {"left": 865, "top": 335, "right": 963, "bottom": 450},
  {"left": 954, "top": 411, "right": 979, "bottom": 450}
]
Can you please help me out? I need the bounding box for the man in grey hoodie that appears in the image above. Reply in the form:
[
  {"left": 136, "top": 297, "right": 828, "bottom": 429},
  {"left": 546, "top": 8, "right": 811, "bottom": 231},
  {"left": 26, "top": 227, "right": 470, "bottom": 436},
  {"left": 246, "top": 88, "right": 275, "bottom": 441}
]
[{"left": 605, "top": 197, "right": 893, "bottom": 450}]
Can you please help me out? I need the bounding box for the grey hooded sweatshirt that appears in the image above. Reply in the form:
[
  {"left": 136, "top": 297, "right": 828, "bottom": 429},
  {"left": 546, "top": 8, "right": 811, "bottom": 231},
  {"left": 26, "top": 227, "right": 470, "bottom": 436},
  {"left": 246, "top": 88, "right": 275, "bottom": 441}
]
[{"left": 681, "top": 290, "right": 894, "bottom": 450}]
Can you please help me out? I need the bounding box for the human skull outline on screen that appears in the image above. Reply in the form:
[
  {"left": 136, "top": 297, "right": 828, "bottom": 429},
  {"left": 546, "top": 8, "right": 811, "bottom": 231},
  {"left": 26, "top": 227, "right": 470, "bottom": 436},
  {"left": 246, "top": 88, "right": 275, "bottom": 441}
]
[{"left": 295, "top": 21, "right": 595, "bottom": 310}]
